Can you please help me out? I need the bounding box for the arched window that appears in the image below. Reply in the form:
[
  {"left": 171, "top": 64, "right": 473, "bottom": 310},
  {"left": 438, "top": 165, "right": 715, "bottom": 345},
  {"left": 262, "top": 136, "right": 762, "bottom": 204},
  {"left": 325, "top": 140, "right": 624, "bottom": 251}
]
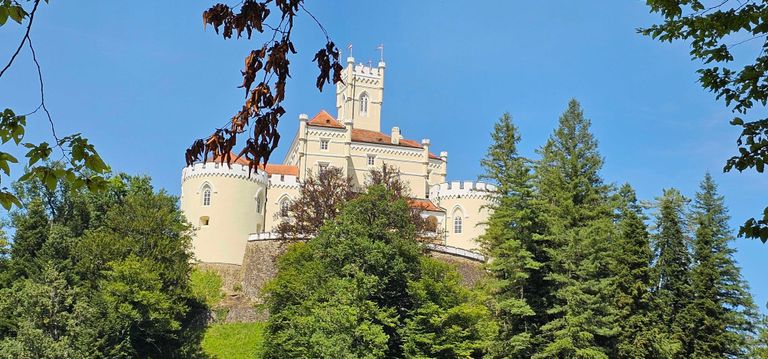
[
  {"left": 280, "top": 198, "right": 290, "bottom": 218},
  {"left": 359, "top": 92, "right": 369, "bottom": 115},
  {"left": 255, "top": 192, "right": 263, "bottom": 213},
  {"left": 453, "top": 209, "right": 463, "bottom": 234},
  {"left": 202, "top": 184, "right": 212, "bottom": 206}
]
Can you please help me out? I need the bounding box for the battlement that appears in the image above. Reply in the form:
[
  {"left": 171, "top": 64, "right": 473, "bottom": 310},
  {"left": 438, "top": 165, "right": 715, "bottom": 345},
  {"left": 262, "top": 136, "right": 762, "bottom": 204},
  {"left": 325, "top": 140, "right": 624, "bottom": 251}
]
[
  {"left": 429, "top": 181, "right": 498, "bottom": 200},
  {"left": 182, "top": 162, "right": 268, "bottom": 185},
  {"left": 352, "top": 62, "right": 385, "bottom": 77},
  {"left": 267, "top": 173, "right": 299, "bottom": 188}
]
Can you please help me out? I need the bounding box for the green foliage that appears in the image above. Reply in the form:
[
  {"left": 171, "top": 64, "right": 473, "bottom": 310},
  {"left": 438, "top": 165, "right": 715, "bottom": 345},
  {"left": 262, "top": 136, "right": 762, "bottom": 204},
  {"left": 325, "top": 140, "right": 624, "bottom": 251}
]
[
  {"left": 0, "top": 109, "right": 110, "bottom": 212},
  {"left": 0, "top": 174, "right": 205, "bottom": 357},
  {"left": 678, "top": 173, "right": 758, "bottom": 357},
  {"left": 479, "top": 113, "right": 544, "bottom": 358},
  {"left": 640, "top": 1, "right": 768, "bottom": 241},
  {"left": 611, "top": 184, "right": 670, "bottom": 358},
  {"left": 202, "top": 322, "right": 265, "bottom": 359},
  {"left": 191, "top": 269, "right": 225, "bottom": 308},
  {"left": 262, "top": 185, "right": 492, "bottom": 358},
  {"left": 401, "top": 258, "right": 495, "bottom": 358},
  {"left": 0, "top": 1, "right": 29, "bottom": 27},
  {"left": 532, "top": 99, "right": 618, "bottom": 358},
  {"left": 651, "top": 188, "right": 691, "bottom": 356}
]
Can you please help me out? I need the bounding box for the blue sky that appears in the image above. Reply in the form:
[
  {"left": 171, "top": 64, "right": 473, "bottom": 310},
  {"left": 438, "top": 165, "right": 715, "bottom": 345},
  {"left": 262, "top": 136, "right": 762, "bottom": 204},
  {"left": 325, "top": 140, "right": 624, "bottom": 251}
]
[{"left": 2, "top": 2, "right": 766, "bottom": 309}]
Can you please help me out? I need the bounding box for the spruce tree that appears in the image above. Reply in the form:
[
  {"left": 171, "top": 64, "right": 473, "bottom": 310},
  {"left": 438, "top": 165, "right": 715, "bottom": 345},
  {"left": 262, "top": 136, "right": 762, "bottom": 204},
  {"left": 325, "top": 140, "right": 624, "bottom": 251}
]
[
  {"left": 9, "top": 199, "right": 49, "bottom": 279},
  {"left": 533, "top": 99, "right": 618, "bottom": 358},
  {"left": 681, "top": 173, "right": 757, "bottom": 358},
  {"left": 651, "top": 188, "right": 691, "bottom": 356},
  {"left": 610, "top": 184, "right": 663, "bottom": 358},
  {"left": 479, "top": 113, "right": 544, "bottom": 357}
]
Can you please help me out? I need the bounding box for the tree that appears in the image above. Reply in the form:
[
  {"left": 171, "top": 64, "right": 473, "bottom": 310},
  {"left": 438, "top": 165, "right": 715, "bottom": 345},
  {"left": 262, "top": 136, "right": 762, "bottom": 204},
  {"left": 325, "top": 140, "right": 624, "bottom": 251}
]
[
  {"left": 610, "top": 184, "right": 669, "bottom": 358},
  {"left": 262, "top": 185, "right": 492, "bottom": 358},
  {"left": 679, "top": 173, "right": 758, "bottom": 357},
  {"left": 0, "top": 174, "right": 207, "bottom": 357},
  {"left": 651, "top": 188, "right": 691, "bottom": 356},
  {"left": 276, "top": 166, "right": 355, "bottom": 239},
  {"left": 640, "top": 1, "right": 768, "bottom": 242},
  {"left": 478, "top": 113, "right": 544, "bottom": 358},
  {"left": 533, "top": 99, "right": 618, "bottom": 358}
]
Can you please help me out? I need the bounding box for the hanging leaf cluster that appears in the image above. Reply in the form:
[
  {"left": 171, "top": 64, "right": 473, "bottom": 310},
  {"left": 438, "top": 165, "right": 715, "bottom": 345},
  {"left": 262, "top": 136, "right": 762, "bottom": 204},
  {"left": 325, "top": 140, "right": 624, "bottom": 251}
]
[{"left": 188, "top": 0, "right": 343, "bottom": 175}]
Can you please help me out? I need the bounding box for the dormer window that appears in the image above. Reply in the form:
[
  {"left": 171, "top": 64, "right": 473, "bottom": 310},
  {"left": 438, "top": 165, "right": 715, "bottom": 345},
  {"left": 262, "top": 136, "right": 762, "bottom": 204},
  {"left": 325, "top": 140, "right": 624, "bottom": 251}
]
[
  {"left": 359, "top": 92, "right": 369, "bottom": 116},
  {"left": 320, "top": 139, "right": 329, "bottom": 151}
]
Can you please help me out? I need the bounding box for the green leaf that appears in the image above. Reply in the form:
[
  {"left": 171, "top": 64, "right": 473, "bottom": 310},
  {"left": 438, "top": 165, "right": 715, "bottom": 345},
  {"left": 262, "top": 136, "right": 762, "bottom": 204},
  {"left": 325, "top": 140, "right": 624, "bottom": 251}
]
[
  {"left": 0, "top": 191, "right": 20, "bottom": 210},
  {"left": 7, "top": 5, "right": 26, "bottom": 24},
  {"left": 0, "top": 7, "right": 8, "bottom": 26}
]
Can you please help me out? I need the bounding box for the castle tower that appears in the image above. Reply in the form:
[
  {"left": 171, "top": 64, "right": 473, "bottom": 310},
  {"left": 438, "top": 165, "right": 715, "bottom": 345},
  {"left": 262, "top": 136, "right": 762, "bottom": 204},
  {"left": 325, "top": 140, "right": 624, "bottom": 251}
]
[
  {"left": 335, "top": 55, "right": 385, "bottom": 132},
  {"left": 181, "top": 160, "right": 269, "bottom": 265}
]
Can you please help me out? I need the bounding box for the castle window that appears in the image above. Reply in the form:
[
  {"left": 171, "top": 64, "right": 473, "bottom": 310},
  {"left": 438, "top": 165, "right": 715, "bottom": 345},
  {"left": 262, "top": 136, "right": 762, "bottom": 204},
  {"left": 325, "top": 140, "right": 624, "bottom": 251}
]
[
  {"left": 453, "top": 209, "right": 463, "bottom": 234},
  {"left": 318, "top": 162, "right": 329, "bottom": 174},
  {"left": 367, "top": 155, "right": 375, "bottom": 167},
  {"left": 280, "top": 198, "right": 290, "bottom": 218},
  {"left": 256, "top": 192, "right": 263, "bottom": 213},
  {"left": 202, "top": 185, "right": 212, "bottom": 206},
  {"left": 320, "top": 139, "right": 329, "bottom": 151},
  {"left": 360, "top": 92, "right": 369, "bottom": 115}
]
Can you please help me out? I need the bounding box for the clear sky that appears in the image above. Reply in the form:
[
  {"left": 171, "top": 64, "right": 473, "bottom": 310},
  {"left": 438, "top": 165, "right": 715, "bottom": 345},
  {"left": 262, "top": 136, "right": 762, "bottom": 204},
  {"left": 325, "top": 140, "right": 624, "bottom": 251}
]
[{"left": 1, "top": 2, "right": 766, "bottom": 309}]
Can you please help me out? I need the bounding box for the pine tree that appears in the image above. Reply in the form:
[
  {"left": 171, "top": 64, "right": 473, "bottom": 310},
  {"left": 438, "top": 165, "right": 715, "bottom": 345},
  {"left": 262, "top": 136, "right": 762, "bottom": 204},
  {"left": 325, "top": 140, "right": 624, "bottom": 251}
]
[
  {"left": 681, "top": 173, "right": 758, "bottom": 358},
  {"left": 478, "top": 113, "right": 544, "bottom": 357},
  {"left": 651, "top": 188, "right": 691, "bottom": 356},
  {"left": 533, "top": 99, "right": 618, "bottom": 358},
  {"left": 610, "top": 184, "right": 663, "bottom": 358},
  {"left": 9, "top": 199, "right": 50, "bottom": 279}
]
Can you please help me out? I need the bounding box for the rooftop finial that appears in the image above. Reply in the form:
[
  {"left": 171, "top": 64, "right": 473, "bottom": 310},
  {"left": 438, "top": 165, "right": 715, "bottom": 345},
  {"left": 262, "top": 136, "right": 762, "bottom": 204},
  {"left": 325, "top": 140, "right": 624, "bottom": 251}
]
[
  {"left": 346, "top": 43, "right": 354, "bottom": 64},
  {"left": 377, "top": 43, "right": 384, "bottom": 62}
]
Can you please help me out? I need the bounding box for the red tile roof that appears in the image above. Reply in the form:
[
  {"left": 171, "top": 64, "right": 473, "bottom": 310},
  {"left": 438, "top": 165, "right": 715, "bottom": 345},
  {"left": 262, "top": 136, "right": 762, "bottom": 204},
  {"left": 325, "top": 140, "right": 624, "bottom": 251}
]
[
  {"left": 408, "top": 198, "right": 444, "bottom": 212},
  {"left": 263, "top": 164, "right": 299, "bottom": 176},
  {"left": 304, "top": 111, "right": 444, "bottom": 161},
  {"left": 307, "top": 110, "right": 344, "bottom": 129},
  {"left": 204, "top": 153, "right": 251, "bottom": 166}
]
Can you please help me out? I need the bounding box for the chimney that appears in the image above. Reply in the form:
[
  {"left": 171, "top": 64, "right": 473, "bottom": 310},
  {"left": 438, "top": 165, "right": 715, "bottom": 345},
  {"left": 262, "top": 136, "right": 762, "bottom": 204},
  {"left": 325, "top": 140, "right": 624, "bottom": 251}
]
[{"left": 391, "top": 127, "right": 401, "bottom": 145}]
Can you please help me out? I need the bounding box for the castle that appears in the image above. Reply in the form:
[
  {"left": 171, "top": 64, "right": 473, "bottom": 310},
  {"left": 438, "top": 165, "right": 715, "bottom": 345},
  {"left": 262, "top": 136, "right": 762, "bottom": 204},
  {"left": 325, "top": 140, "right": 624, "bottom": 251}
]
[{"left": 181, "top": 55, "right": 496, "bottom": 266}]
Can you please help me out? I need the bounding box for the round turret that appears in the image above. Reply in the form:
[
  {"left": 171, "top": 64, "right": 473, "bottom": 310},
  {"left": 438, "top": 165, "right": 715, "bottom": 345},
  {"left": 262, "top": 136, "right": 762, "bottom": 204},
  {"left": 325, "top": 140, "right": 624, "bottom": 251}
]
[
  {"left": 181, "top": 161, "right": 269, "bottom": 265},
  {"left": 429, "top": 181, "right": 498, "bottom": 250}
]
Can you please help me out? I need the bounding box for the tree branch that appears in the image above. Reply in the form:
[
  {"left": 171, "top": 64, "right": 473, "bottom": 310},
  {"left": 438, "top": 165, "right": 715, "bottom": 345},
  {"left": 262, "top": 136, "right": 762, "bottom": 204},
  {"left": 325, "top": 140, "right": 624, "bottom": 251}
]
[{"left": 0, "top": 0, "right": 41, "bottom": 78}]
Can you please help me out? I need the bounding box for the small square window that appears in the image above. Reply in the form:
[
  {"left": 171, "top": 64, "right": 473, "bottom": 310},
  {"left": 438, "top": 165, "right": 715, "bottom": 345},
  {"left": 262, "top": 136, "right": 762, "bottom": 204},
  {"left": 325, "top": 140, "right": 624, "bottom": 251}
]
[
  {"left": 320, "top": 139, "right": 329, "bottom": 151},
  {"left": 367, "top": 155, "right": 375, "bottom": 166}
]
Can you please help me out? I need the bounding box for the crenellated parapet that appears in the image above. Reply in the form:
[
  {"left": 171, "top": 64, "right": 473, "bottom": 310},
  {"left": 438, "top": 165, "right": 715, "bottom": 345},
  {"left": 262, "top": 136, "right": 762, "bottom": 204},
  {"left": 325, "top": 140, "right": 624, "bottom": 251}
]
[
  {"left": 429, "top": 181, "right": 498, "bottom": 201},
  {"left": 267, "top": 173, "right": 300, "bottom": 189},
  {"left": 182, "top": 162, "right": 269, "bottom": 185}
]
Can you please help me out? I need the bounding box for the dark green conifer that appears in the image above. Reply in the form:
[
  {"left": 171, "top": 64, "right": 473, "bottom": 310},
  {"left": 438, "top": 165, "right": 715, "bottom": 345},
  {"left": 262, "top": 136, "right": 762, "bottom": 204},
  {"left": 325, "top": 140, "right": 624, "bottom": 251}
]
[
  {"left": 651, "top": 188, "right": 691, "bottom": 356},
  {"left": 479, "top": 113, "right": 544, "bottom": 357},
  {"left": 533, "top": 99, "right": 618, "bottom": 358},
  {"left": 610, "top": 184, "right": 665, "bottom": 358},
  {"left": 681, "top": 173, "right": 758, "bottom": 358}
]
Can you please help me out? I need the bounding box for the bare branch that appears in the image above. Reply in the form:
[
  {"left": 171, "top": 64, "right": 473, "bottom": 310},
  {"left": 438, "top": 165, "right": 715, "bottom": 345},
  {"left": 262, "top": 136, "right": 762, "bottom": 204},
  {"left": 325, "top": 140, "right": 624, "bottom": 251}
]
[{"left": 0, "top": 0, "right": 41, "bottom": 78}]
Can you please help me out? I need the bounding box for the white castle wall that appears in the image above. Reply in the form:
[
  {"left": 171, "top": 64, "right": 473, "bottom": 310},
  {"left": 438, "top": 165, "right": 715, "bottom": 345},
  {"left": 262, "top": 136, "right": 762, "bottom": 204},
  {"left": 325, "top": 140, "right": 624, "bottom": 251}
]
[
  {"left": 181, "top": 163, "right": 269, "bottom": 265},
  {"left": 429, "top": 181, "right": 498, "bottom": 250}
]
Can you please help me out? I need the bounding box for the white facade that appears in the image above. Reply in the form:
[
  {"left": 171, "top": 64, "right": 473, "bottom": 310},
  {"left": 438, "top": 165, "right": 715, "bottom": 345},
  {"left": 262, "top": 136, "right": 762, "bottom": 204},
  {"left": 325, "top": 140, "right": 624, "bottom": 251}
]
[{"left": 181, "top": 55, "right": 497, "bottom": 265}]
